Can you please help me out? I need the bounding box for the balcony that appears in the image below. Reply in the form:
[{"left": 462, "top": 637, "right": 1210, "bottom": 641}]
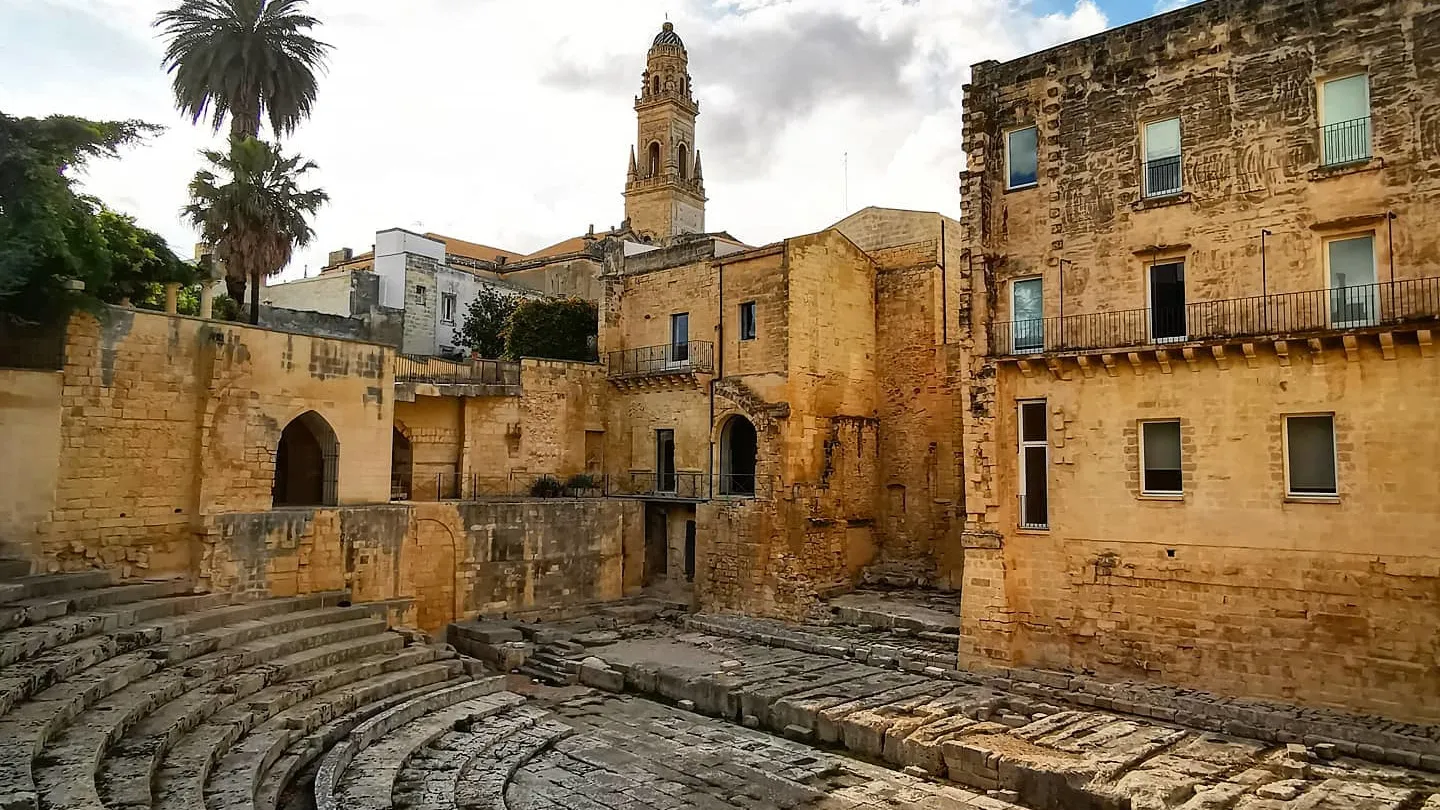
[
  {"left": 1143, "top": 155, "right": 1182, "bottom": 199},
  {"left": 992, "top": 277, "right": 1440, "bottom": 357},
  {"left": 393, "top": 354, "right": 521, "bottom": 400},
  {"left": 606, "top": 341, "right": 714, "bottom": 385},
  {"left": 1320, "top": 116, "right": 1371, "bottom": 167},
  {"left": 609, "top": 471, "right": 712, "bottom": 501}
]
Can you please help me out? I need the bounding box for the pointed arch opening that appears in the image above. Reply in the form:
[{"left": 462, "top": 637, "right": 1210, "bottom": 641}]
[
  {"left": 647, "top": 141, "right": 661, "bottom": 177},
  {"left": 719, "top": 415, "right": 757, "bottom": 496},
  {"left": 273, "top": 411, "right": 339, "bottom": 507},
  {"left": 652, "top": 75, "right": 660, "bottom": 96},
  {"left": 678, "top": 143, "right": 690, "bottom": 179}
]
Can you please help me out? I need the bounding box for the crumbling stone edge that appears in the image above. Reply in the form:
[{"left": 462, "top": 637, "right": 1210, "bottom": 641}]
[{"left": 682, "top": 613, "right": 1440, "bottom": 771}]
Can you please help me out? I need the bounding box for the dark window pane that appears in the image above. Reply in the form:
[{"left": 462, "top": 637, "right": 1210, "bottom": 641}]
[
  {"left": 1007, "top": 127, "right": 1038, "bottom": 188},
  {"left": 1287, "top": 416, "right": 1337, "bottom": 494},
  {"left": 739, "top": 302, "right": 756, "bottom": 340},
  {"left": 1142, "top": 421, "right": 1182, "bottom": 493},
  {"left": 1021, "top": 402, "right": 1047, "bottom": 443},
  {"left": 1023, "top": 445, "right": 1048, "bottom": 526}
]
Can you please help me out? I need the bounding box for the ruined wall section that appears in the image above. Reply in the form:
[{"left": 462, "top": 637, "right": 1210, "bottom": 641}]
[{"left": 0, "top": 370, "right": 63, "bottom": 565}]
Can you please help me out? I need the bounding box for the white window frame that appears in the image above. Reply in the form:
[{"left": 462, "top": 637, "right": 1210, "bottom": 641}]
[
  {"left": 1010, "top": 276, "right": 1044, "bottom": 353},
  {"left": 1004, "top": 125, "right": 1039, "bottom": 191},
  {"left": 1145, "top": 258, "right": 1188, "bottom": 344},
  {"left": 1318, "top": 72, "right": 1371, "bottom": 166},
  {"left": 1139, "top": 419, "right": 1184, "bottom": 496},
  {"left": 1141, "top": 117, "right": 1183, "bottom": 198},
  {"left": 1283, "top": 413, "right": 1339, "bottom": 499},
  {"left": 1322, "top": 232, "right": 1379, "bottom": 329},
  {"left": 1017, "top": 399, "right": 1048, "bottom": 529},
  {"left": 440, "top": 292, "right": 457, "bottom": 324}
]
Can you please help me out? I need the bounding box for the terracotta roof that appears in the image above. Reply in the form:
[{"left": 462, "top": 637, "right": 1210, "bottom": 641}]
[
  {"left": 425, "top": 233, "right": 526, "bottom": 264},
  {"left": 524, "top": 235, "right": 593, "bottom": 260}
]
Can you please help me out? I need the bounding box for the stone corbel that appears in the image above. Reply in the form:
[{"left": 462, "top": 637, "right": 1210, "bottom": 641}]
[
  {"left": 1181, "top": 347, "right": 1201, "bottom": 372},
  {"left": 1016, "top": 359, "right": 1036, "bottom": 378},
  {"left": 1100, "top": 353, "right": 1119, "bottom": 377},
  {"left": 1308, "top": 339, "right": 1325, "bottom": 365},
  {"left": 1126, "top": 352, "right": 1145, "bottom": 375},
  {"left": 1274, "top": 340, "right": 1290, "bottom": 367},
  {"left": 1045, "top": 357, "right": 1068, "bottom": 380},
  {"left": 1076, "top": 356, "right": 1096, "bottom": 378},
  {"left": 1241, "top": 343, "right": 1258, "bottom": 369},
  {"left": 1210, "top": 345, "right": 1229, "bottom": 370},
  {"left": 1342, "top": 335, "right": 1360, "bottom": 362},
  {"left": 1155, "top": 349, "right": 1173, "bottom": 374},
  {"left": 1378, "top": 331, "right": 1396, "bottom": 361},
  {"left": 1418, "top": 330, "right": 1433, "bottom": 358}
]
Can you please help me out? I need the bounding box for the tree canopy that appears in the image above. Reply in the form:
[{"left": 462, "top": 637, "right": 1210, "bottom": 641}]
[
  {"left": 0, "top": 112, "right": 193, "bottom": 323},
  {"left": 156, "top": 0, "right": 331, "bottom": 140},
  {"left": 455, "top": 286, "right": 521, "bottom": 359},
  {"left": 506, "top": 297, "right": 598, "bottom": 362}
]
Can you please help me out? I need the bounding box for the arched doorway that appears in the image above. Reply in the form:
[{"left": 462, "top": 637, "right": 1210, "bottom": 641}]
[
  {"left": 719, "top": 415, "right": 757, "bottom": 496},
  {"left": 391, "top": 426, "right": 412, "bottom": 501},
  {"left": 273, "top": 411, "right": 339, "bottom": 506}
]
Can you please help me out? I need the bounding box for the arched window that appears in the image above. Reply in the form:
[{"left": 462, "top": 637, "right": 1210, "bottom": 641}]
[
  {"left": 678, "top": 143, "right": 690, "bottom": 179},
  {"left": 648, "top": 141, "right": 661, "bottom": 177},
  {"left": 719, "top": 416, "right": 757, "bottom": 496},
  {"left": 273, "top": 411, "right": 339, "bottom": 506},
  {"left": 652, "top": 75, "right": 660, "bottom": 95},
  {"left": 390, "top": 426, "right": 412, "bottom": 501}
]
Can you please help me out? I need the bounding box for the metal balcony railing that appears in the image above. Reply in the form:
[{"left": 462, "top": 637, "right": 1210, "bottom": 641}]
[
  {"left": 1320, "top": 116, "right": 1371, "bottom": 167},
  {"left": 607, "top": 341, "right": 714, "bottom": 378},
  {"left": 991, "top": 277, "right": 1440, "bottom": 356},
  {"left": 610, "top": 471, "right": 710, "bottom": 500},
  {"left": 394, "top": 471, "right": 608, "bottom": 502},
  {"left": 394, "top": 354, "right": 520, "bottom": 385},
  {"left": 1143, "top": 155, "right": 1183, "bottom": 198}
]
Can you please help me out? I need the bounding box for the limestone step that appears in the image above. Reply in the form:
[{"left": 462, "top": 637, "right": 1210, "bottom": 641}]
[
  {"left": 391, "top": 704, "right": 549, "bottom": 810},
  {"left": 0, "top": 577, "right": 194, "bottom": 633},
  {"left": 246, "top": 672, "right": 469, "bottom": 810},
  {"left": 331, "top": 692, "right": 527, "bottom": 810},
  {"left": 312, "top": 677, "right": 507, "bottom": 810},
  {"left": 28, "top": 615, "right": 392, "bottom": 810},
  {"left": 0, "top": 571, "right": 114, "bottom": 605},
  {"left": 0, "top": 594, "right": 351, "bottom": 810},
  {"left": 96, "top": 630, "right": 406, "bottom": 810},
  {"left": 449, "top": 715, "right": 573, "bottom": 810},
  {"left": 0, "top": 592, "right": 231, "bottom": 670},
  {"left": 205, "top": 650, "right": 458, "bottom": 810},
  {"left": 0, "top": 559, "right": 33, "bottom": 580}
]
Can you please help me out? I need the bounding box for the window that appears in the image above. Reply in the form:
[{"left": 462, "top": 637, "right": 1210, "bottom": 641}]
[
  {"left": 1326, "top": 234, "right": 1378, "bottom": 327},
  {"left": 1018, "top": 400, "right": 1048, "bottom": 528},
  {"left": 678, "top": 144, "right": 690, "bottom": 179},
  {"left": 656, "top": 429, "right": 676, "bottom": 493},
  {"left": 1320, "top": 74, "right": 1370, "bottom": 166},
  {"left": 670, "top": 312, "right": 689, "bottom": 363},
  {"left": 648, "top": 141, "right": 661, "bottom": 177},
  {"left": 1011, "top": 278, "right": 1043, "bottom": 353},
  {"left": 1285, "top": 415, "right": 1337, "bottom": 497},
  {"left": 738, "top": 301, "right": 757, "bottom": 341},
  {"left": 414, "top": 284, "right": 426, "bottom": 297},
  {"left": 1141, "top": 421, "right": 1183, "bottom": 495},
  {"left": 1143, "top": 118, "right": 1182, "bottom": 198},
  {"left": 1005, "top": 126, "right": 1039, "bottom": 189},
  {"left": 1149, "top": 261, "right": 1187, "bottom": 342},
  {"left": 440, "top": 292, "right": 456, "bottom": 323}
]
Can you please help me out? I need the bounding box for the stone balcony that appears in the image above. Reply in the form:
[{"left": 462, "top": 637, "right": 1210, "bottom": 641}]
[{"left": 605, "top": 341, "right": 714, "bottom": 388}]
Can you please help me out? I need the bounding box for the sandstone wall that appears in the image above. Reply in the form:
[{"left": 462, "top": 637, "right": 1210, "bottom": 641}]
[
  {"left": 201, "top": 499, "right": 636, "bottom": 632},
  {"left": 0, "top": 370, "right": 63, "bottom": 562},
  {"left": 42, "top": 309, "right": 392, "bottom": 576}
]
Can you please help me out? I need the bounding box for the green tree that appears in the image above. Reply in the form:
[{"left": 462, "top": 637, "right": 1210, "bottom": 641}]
[
  {"left": 0, "top": 112, "right": 185, "bottom": 322},
  {"left": 505, "top": 297, "right": 598, "bottom": 362},
  {"left": 455, "top": 286, "right": 520, "bottom": 359},
  {"left": 155, "top": 0, "right": 330, "bottom": 141},
  {"left": 184, "top": 136, "right": 327, "bottom": 324}
]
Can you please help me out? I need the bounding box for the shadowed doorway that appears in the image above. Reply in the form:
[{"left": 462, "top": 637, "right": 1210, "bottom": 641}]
[
  {"left": 273, "top": 411, "right": 339, "bottom": 507},
  {"left": 719, "top": 415, "right": 757, "bottom": 495}
]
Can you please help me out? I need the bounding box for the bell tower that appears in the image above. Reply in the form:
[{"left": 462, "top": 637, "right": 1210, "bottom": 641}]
[{"left": 624, "top": 22, "right": 706, "bottom": 243}]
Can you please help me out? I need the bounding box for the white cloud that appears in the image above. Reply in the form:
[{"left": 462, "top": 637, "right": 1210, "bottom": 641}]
[{"left": 0, "top": 0, "right": 1108, "bottom": 280}]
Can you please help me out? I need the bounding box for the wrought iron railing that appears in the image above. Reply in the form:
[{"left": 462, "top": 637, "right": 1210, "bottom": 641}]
[
  {"left": 992, "top": 277, "right": 1440, "bottom": 356},
  {"left": 1018, "top": 495, "right": 1048, "bottom": 530},
  {"left": 394, "top": 471, "right": 608, "bottom": 502},
  {"left": 394, "top": 354, "right": 520, "bottom": 385},
  {"left": 1143, "top": 155, "right": 1182, "bottom": 198},
  {"left": 610, "top": 471, "right": 710, "bottom": 499},
  {"left": 1320, "top": 116, "right": 1371, "bottom": 167},
  {"left": 606, "top": 341, "right": 714, "bottom": 378},
  {"left": 0, "top": 319, "right": 66, "bottom": 371}
]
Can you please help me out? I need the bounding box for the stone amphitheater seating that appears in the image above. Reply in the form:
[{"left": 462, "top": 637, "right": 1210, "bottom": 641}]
[{"left": 0, "top": 568, "right": 544, "bottom": 810}]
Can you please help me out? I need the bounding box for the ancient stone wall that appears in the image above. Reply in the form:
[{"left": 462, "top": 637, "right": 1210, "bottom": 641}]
[
  {"left": 200, "top": 499, "right": 636, "bottom": 633},
  {"left": 0, "top": 369, "right": 63, "bottom": 562}
]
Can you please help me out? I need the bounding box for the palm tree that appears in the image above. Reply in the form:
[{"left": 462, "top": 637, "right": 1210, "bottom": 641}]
[
  {"left": 185, "top": 137, "right": 327, "bottom": 323},
  {"left": 156, "top": 0, "right": 330, "bottom": 141}
]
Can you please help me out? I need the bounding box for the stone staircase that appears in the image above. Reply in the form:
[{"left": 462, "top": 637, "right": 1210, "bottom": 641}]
[{"left": 0, "top": 567, "right": 519, "bottom": 810}]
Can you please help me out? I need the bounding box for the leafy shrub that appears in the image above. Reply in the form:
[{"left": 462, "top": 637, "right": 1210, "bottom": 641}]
[
  {"left": 505, "top": 297, "right": 597, "bottom": 361},
  {"left": 564, "top": 473, "right": 602, "bottom": 493},
  {"left": 528, "top": 475, "right": 566, "bottom": 498}
]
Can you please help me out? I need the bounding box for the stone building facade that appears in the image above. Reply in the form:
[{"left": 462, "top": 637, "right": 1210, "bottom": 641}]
[{"left": 954, "top": 0, "right": 1440, "bottom": 720}]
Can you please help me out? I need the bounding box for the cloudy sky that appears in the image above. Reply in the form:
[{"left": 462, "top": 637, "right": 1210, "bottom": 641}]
[{"left": 1, "top": 0, "right": 1192, "bottom": 280}]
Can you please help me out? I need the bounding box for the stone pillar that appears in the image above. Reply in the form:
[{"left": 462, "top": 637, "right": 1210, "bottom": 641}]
[
  {"left": 163, "top": 282, "right": 180, "bottom": 314},
  {"left": 957, "top": 531, "right": 1017, "bottom": 670},
  {"left": 199, "top": 281, "right": 215, "bottom": 320}
]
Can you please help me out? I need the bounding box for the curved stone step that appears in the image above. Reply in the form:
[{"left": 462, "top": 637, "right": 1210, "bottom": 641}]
[
  {"left": 0, "top": 572, "right": 114, "bottom": 606},
  {"left": 204, "top": 649, "right": 457, "bottom": 810},
  {"left": 0, "top": 577, "right": 194, "bottom": 634},
  {"left": 33, "top": 617, "right": 391, "bottom": 810},
  {"left": 391, "top": 704, "right": 549, "bottom": 810},
  {"left": 312, "top": 679, "right": 508, "bottom": 810},
  {"left": 240, "top": 669, "right": 469, "bottom": 810},
  {"left": 0, "top": 592, "right": 230, "bottom": 671},
  {"left": 453, "top": 717, "right": 572, "bottom": 810},
  {"left": 97, "top": 631, "right": 405, "bottom": 809},
  {"left": 331, "top": 692, "right": 527, "bottom": 810},
  {"left": 0, "top": 594, "right": 351, "bottom": 810}
]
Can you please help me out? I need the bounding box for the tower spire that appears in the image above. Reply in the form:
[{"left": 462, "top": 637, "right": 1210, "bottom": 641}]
[{"left": 623, "top": 21, "right": 706, "bottom": 243}]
